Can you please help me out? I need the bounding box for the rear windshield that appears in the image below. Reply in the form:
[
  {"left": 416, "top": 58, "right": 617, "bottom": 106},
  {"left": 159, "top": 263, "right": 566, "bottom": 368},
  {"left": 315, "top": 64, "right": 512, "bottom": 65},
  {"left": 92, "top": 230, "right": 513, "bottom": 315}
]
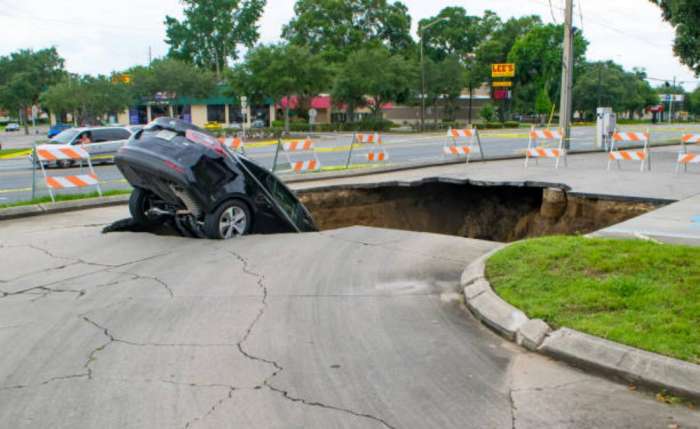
[{"left": 51, "top": 129, "right": 80, "bottom": 144}]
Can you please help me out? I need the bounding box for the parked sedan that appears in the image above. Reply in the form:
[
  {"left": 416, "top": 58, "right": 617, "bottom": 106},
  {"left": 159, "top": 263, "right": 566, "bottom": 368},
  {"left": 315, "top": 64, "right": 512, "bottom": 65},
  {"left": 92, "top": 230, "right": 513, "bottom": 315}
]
[
  {"left": 115, "top": 117, "right": 317, "bottom": 239},
  {"left": 4, "top": 123, "right": 20, "bottom": 132}
]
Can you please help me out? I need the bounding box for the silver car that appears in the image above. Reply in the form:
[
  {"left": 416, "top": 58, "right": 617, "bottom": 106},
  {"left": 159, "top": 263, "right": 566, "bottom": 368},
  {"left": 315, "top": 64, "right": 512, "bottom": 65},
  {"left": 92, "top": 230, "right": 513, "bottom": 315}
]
[{"left": 47, "top": 126, "right": 133, "bottom": 168}]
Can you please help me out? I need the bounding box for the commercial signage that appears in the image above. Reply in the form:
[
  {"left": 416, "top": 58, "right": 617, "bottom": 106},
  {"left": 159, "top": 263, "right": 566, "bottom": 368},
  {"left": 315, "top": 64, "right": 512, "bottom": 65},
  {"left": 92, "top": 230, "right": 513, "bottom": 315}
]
[
  {"left": 491, "top": 63, "right": 516, "bottom": 78},
  {"left": 661, "top": 94, "right": 684, "bottom": 102},
  {"left": 492, "top": 81, "right": 512, "bottom": 88},
  {"left": 493, "top": 89, "right": 511, "bottom": 100},
  {"left": 111, "top": 74, "right": 132, "bottom": 84}
]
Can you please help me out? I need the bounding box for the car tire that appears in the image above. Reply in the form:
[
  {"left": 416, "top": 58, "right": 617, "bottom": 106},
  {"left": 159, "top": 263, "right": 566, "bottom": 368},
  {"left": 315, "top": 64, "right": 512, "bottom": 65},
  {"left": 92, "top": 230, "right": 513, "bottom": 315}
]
[
  {"left": 129, "top": 188, "right": 159, "bottom": 227},
  {"left": 57, "top": 159, "right": 73, "bottom": 169},
  {"left": 204, "top": 199, "right": 251, "bottom": 239}
]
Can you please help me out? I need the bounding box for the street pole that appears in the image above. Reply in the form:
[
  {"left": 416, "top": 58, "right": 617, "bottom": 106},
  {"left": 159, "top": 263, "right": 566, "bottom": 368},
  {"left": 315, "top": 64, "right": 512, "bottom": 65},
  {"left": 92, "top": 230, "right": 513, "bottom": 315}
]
[
  {"left": 418, "top": 17, "right": 447, "bottom": 133},
  {"left": 669, "top": 76, "right": 676, "bottom": 124},
  {"left": 558, "top": 0, "right": 574, "bottom": 149},
  {"left": 420, "top": 31, "right": 425, "bottom": 133}
]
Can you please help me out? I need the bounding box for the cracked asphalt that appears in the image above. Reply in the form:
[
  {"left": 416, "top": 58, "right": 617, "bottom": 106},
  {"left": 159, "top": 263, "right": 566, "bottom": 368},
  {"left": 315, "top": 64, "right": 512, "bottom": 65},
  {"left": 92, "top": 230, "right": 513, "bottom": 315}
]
[{"left": 1, "top": 206, "right": 698, "bottom": 428}]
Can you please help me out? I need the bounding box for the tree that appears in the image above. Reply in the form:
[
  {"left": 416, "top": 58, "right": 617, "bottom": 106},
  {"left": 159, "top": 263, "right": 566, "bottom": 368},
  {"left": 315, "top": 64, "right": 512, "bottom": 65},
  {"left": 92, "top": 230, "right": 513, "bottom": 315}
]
[
  {"left": 507, "top": 24, "right": 588, "bottom": 114},
  {"left": 127, "top": 58, "right": 218, "bottom": 101},
  {"left": 572, "top": 62, "right": 658, "bottom": 119},
  {"left": 534, "top": 86, "right": 553, "bottom": 124},
  {"left": 332, "top": 46, "right": 416, "bottom": 121},
  {"left": 650, "top": 1, "right": 700, "bottom": 75},
  {"left": 421, "top": 56, "right": 465, "bottom": 122},
  {"left": 228, "top": 43, "right": 330, "bottom": 132},
  {"left": 165, "top": 0, "right": 266, "bottom": 77},
  {"left": 41, "top": 75, "right": 131, "bottom": 125},
  {"left": 282, "top": 0, "right": 414, "bottom": 63},
  {"left": 419, "top": 8, "right": 496, "bottom": 62},
  {"left": 0, "top": 48, "right": 65, "bottom": 134}
]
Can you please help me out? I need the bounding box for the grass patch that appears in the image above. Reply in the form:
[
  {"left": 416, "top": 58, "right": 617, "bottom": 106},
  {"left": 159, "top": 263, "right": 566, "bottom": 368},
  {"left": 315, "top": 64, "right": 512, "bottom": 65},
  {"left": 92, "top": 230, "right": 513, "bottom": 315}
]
[
  {"left": 0, "top": 189, "right": 130, "bottom": 209},
  {"left": 486, "top": 236, "right": 700, "bottom": 364},
  {"left": 0, "top": 148, "right": 31, "bottom": 158}
]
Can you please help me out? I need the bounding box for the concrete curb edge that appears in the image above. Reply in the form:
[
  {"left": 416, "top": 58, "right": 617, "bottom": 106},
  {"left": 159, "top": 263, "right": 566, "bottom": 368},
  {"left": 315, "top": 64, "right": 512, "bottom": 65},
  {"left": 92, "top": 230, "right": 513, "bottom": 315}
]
[
  {"left": 0, "top": 194, "right": 130, "bottom": 221},
  {"left": 461, "top": 245, "right": 700, "bottom": 401}
]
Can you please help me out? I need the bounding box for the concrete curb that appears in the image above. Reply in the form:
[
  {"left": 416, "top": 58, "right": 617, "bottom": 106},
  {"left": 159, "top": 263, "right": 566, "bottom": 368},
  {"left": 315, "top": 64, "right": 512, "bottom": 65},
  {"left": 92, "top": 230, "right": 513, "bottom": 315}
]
[
  {"left": 461, "top": 245, "right": 700, "bottom": 401},
  {"left": 0, "top": 195, "right": 130, "bottom": 221}
]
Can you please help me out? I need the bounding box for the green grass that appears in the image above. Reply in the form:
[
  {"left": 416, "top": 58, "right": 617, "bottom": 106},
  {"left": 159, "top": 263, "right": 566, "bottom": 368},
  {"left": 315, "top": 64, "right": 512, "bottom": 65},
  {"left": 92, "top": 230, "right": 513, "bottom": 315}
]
[
  {"left": 0, "top": 147, "right": 31, "bottom": 158},
  {"left": 0, "top": 189, "right": 130, "bottom": 209},
  {"left": 486, "top": 236, "right": 700, "bottom": 364}
]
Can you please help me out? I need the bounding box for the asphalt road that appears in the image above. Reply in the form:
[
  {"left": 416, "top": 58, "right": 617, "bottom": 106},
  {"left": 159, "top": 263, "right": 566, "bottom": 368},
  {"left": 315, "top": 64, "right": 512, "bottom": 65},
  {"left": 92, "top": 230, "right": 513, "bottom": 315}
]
[
  {"left": 2, "top": 123, "right": 700, "bottom": 203},
  {"left": 1, "top": 206, "right": 698, "bottom": 428}
]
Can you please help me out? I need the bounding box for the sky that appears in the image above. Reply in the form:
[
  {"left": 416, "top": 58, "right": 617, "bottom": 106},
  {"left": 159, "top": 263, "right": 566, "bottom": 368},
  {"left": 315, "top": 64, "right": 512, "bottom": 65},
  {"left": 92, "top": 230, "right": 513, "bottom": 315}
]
[{"left": 0, "top": 0, "right": 697, "bottom": 90}]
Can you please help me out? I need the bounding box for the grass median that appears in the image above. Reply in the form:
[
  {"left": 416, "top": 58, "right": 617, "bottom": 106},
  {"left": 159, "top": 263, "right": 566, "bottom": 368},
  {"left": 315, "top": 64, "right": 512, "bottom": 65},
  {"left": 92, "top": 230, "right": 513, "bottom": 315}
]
[{"left": 486, "top": 236, "right": 700, "bottom": 364}]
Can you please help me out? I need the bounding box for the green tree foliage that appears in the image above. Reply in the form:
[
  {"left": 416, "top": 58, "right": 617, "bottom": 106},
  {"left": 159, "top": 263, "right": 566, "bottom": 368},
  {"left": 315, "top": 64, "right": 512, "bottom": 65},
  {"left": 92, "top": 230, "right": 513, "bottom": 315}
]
[
  {"left": 507, "top": 24, "right": 588, "bottom": 113},
  {"left": 165, "top": 0, "right": 266, "bottom": 76},
  {"left": 422, "top": 56, "right": 465, "bottom": 122},
  {"left": 282, "top": 0, "right": 414, "bottom": 62},
  {"left": 480, "top": 103, "right": 497, "bottom": 122},
  {"left": 228, "top": 43, "right": 329, "bottom": 132},
  {"left": 475, "top": 15, "right": 542, "bottom": 66},
  {"left": 41, "top": 75, "right": 131, "bottom": 125},
  {"left": 573, "top": 62, "right": 658, "bottom": 119},
  {"left": 534, "top": 86, "right": 553, "bottom": 123},
  {"left": 332, "top": 46, "right": 416, "bottom": 120},
  {"left": 650, "top": 1, "right": 700, "bottom": 75},
  {"left": 419, "top": 8, "right": 496, "bottom": 62},
  {"left": 0, "top": 48, "right": 65, "bottom": 133},
  {"left": 127, "top": 58, "right": 218, "bottom": 101}
]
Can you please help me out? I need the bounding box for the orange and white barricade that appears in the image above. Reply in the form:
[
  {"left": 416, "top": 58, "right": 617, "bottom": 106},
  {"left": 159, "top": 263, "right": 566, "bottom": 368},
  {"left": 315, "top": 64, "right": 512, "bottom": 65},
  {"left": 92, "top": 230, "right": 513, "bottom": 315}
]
[
  {"left": 608, "top": 130, "right": 650, "bottom": 172},
  {"left": 345, "top": 132, "right": 386, "bottom": 168},
  {"left": 217, "top": 135, "right": 245, "bottom": 154},
  {"left": 525, "top": 127, "right": 566, "bottom": 169},
  {"left": 444, "top": 127, "right": 482, "bottom": 164},
  {"left": 281, "top": 137, "right": 320, "bottom": 173},
  {"left": 676, "top": 134, "right": 700, "bottom": 173},
  {"left": 34, "top": 144, "right": 102, "bottom": 202}
]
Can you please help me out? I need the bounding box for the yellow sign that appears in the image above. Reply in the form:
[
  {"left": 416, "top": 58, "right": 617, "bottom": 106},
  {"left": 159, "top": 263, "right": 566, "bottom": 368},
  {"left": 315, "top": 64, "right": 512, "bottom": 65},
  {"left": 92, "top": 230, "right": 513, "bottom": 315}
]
[
  {"left": 492, "top": 81, "right": 513, "bottom": 87},
  {"left": 491, "top": 63, "right": 516, "bottom": 78},
  {"left": 111, "top": 74, "right": 132, "bottom": 85}
]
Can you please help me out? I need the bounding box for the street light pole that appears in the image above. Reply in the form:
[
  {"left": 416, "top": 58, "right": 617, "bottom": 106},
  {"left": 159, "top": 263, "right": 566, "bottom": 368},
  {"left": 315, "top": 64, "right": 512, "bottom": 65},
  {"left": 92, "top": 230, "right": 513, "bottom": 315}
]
[{"left": 419, "top": 17, "right": 447, "bottom": 133}]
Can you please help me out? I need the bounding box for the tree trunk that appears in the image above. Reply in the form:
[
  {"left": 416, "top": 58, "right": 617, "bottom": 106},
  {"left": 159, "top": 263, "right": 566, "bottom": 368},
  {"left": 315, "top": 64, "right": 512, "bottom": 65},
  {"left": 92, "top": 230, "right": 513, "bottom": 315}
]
[{"left": 20, "top": 108, "right": 29, "bottom": 135}]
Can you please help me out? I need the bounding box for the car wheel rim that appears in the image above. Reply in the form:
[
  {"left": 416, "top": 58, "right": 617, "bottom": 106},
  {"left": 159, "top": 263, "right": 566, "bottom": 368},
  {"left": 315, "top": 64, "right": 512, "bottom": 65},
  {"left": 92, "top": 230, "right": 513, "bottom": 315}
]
[{"left": 219, "top": 206, "right": 246, "bottom": 239}]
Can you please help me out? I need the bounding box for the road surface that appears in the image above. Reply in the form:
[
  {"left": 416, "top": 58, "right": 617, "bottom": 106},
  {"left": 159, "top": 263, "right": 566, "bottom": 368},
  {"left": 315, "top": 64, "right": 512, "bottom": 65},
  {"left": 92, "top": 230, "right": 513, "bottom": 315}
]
[
  {"left": 1, "top": 206, "right": 697, "bottom": 428},
  {"left": 2, "top": 123, "right": 699, "bottom": 203}
]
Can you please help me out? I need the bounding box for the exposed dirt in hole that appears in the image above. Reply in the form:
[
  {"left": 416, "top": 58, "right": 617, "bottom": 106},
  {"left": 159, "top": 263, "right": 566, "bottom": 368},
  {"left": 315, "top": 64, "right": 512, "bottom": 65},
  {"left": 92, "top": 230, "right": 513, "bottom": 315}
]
[{"left": 297, "top": 181, "right": 663, "bottom": 242}]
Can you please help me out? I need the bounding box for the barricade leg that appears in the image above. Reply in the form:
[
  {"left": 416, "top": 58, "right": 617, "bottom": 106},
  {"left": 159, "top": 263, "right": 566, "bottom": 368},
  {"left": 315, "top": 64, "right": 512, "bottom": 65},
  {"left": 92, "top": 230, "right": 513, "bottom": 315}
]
[
  {"left": 87, "top": 158, "right": 102, "bottom": 197},
  {"left": 271, "top": 139, "right": 282, "bottom": 172},
  {"left": 344, "top": 134, "right": 356, "bottom": 169},
  {"left": 38, "top": 159, "right": 55, "bottom": 203}
]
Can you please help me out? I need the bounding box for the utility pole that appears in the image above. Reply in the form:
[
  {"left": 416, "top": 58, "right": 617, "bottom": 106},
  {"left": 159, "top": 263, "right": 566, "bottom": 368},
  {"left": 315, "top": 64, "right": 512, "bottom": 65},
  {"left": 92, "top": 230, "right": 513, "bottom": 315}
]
[
  {"left": 558, "top": 0, "right": 574, "bottom": 149},
  {"left": 669, "top": 76, "right": 676, "bottom": 124}
]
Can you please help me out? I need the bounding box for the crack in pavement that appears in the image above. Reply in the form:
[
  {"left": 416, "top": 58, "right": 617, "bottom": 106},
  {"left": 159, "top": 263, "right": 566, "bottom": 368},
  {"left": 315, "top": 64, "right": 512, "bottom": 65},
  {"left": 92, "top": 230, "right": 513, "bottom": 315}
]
[
  {"left": 508, "top": 388, "right": 517, "bottom": 429},
  {"left": 183, "top": 386, "right": 237, "bottom": 429},
  {"left": 228, "top": 249, "right": 399, "bottom": 429},
  {"left": 0, "top": 373, "right": 89, "bottom": 392}
]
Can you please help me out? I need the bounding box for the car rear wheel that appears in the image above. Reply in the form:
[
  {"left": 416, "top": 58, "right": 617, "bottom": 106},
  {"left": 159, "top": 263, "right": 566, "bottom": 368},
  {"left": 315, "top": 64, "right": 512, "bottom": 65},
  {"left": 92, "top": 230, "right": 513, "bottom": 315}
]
[
  {"left": 129, "top": 188, "right": 160, "bottom": 227},
  {"left": 57, "top": 159, "right": 74, "bottom": 168},
  {"left": 204, "top": 200, "right": 251, "bottom": 239}
]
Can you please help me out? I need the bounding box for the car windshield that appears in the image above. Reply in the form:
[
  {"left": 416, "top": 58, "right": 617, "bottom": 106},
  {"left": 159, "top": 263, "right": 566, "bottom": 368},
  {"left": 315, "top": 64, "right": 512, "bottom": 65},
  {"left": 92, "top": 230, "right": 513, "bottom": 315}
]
[{"left": 51, "top": 129, "right": 80, "bottom": 144}]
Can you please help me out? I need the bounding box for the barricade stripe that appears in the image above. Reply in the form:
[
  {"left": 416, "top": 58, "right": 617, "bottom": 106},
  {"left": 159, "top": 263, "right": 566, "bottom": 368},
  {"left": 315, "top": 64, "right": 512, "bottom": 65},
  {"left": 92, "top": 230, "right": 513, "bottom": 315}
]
[
  {"left": 37, "top": 149, "right": 57, "bottom": 161},
  {"left": 45, "top": 176, "right": 62, "bottom": 189},
  {"left": 59, "top": 147, "right": 82, "bottom": 160},
  {"left": 65, "top": 175, "right": 87, "bottom": 187},
  {"left": 679, "top": 153, "right": 700, "bottom": 164},
  {"left": 682, "top": 134, "right": 700, "bottom": 143}
]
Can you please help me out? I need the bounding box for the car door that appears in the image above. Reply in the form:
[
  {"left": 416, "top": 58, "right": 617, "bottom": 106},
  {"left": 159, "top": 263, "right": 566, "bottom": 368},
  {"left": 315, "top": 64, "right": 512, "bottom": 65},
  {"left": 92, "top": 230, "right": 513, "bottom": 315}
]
[
  {"left": 84, "top": 129, "right": 111, "bottom": 157},
  {"left": 102, "top": 128, "right": 131, "bottom": 157}
]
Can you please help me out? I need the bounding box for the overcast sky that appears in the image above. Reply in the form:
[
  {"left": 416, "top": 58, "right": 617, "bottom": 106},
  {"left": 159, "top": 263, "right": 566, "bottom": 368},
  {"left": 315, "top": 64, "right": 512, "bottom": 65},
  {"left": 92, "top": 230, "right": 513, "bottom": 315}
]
[{"left": 0, "top": 0, "right": 697, "bottom": 90}]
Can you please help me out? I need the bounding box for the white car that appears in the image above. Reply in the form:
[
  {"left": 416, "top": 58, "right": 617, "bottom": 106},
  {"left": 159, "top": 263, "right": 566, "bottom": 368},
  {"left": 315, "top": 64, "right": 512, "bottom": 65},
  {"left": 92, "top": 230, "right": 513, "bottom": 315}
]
[
  {"left": 4, "top": 123, "right": 20, "bottom": 132},
  {"left": 42, "top": 126, "right": 133, "bottom": 168}
]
